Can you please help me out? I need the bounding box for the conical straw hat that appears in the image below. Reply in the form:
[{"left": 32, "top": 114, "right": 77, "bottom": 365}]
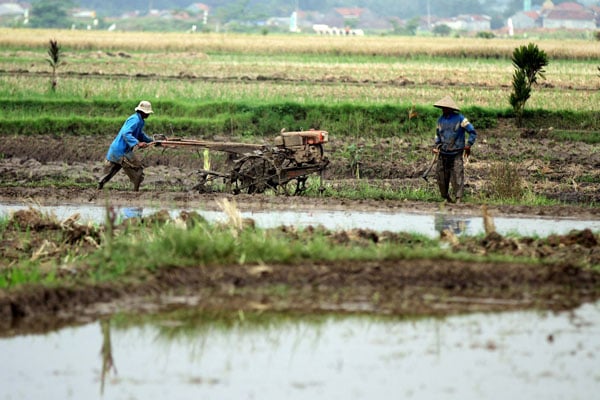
[{"left": 433, "top": 95, "right": 460, "bottom": 111}]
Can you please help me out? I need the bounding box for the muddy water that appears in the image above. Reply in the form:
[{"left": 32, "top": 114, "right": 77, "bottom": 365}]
[
  {"left": 1, "top": 202, "right": 599, "bottom": 237},
  {"left": 1, "top": 302, "right": 598, "bottom": 400}
]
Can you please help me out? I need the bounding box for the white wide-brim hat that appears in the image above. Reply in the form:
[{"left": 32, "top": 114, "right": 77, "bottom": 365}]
[
  {"left": 135, "top": 100, "right": 154, "bottom": 114},
  {"left": 433, "top": 95, "right": 460, "bottom": 111}
]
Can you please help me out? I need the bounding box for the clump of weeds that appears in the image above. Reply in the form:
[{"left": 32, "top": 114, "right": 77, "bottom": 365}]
[{"left": 485, "top": 161, "right": 524, "bottom": 201}]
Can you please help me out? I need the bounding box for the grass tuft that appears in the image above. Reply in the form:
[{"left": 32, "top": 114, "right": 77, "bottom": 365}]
[{"left": 485, "top": 162, "right": 524, "bottom": 201}]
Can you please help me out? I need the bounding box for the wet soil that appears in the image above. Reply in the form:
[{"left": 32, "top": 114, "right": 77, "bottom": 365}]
[
  {"left": 0, "top": 119, "right": 599, "bottom": 336},
  {"left": 0, "top": 118, "right": 598, "bottom": 216}
]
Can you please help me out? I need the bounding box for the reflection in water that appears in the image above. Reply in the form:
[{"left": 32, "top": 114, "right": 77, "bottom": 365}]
[
  {"left": 100, "top": 319, "right": 117, "bottom": 395},
  {"left": 434, "top": 213, "right": 469, "bottom": 235},
  {"left": 1, "top": 202, "right": 599, "bottom": 238},
  {"left": 1, "top": 303, "right": 599, "bottom": 400},
  {"left": 120, "top": 207, "right": 143, "bottom": 220}
]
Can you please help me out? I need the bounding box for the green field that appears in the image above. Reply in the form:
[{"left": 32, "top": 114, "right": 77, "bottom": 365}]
[
  {"left": 1, "top": 29, "right": 599, "bottom": 134},
  {"left": 0, "top": 29, "right": 598, "bottom": 203}
]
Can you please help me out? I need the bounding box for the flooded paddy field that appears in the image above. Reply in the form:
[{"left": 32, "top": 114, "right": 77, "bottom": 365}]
[
  {"left": 1, "top": 152, "right": 599, "bottom": 338},
  {"left": 1, "top": 201, "right": 599, "bottom": 238},
  {"left": 1, "top": 124, "right": 599, "bottom": 400},
  {"left": 1, "top": 199, "right": 599, "bottom": 335},
  {"left": 1, "top": 302, "right": 599, "bottom": 400}
]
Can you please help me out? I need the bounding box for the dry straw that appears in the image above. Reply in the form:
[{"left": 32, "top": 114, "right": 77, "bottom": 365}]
[{"left": 2, "top": 28, "right": 600, "bottom": 59}]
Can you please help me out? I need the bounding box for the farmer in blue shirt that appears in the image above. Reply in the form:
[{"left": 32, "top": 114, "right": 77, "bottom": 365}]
[
  {"left": 432, "top": 95, "right": 477, "bottom": 204},
  {"left": 97, "top": 100, "right": 154, "bottom": 191}
]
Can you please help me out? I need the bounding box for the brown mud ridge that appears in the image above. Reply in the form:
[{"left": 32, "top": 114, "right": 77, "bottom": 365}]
[{"left": 0, "top": 207, "right": 599, "bottom": 337}]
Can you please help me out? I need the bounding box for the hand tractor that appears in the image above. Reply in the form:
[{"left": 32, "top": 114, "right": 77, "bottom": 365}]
[{"left": 151, "top": 129, "right": 329, "bottom": 195}]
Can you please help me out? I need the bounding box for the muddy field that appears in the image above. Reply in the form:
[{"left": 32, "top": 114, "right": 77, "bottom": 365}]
[
  {"left": 0, "top": 119, "right": 599, "bottom": 336},
  {"left": 0, "top": 118, "right": 598, "bottom": 214}
]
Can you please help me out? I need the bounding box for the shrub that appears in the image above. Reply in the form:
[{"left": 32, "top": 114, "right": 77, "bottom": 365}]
[
  {"left": 509, "top": 43, "right": 548, "bottom": 127},
  {"left": 432, "top": 24, "right": 451, "bottom": 37},
  {"left": 476, "top": 31, "right": 495, "bottom": 39}
]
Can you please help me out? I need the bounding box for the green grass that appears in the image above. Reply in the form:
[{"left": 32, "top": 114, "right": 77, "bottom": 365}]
[
  {"left": 549, "top": 129, "right": 600, "bottom": 145},
  {"left": 1, "top": 97, "right": 599, "bottom": 139},
  {"left": 1, "top": 76, "right": 597, "bottom": 112},
  {"left": 94, "top": 222, "right": 437, "bottom": 274},
  {"left": 302, "top": 174, "right": 577, "bottom": 206},
  {"left": 320, "top": 181, "right": 440, "bottom": 202},
  {"left": 0, "top": 210, "right": 558, "bottom": 291},
  {"left": 476, "top": 191, "right": 564, "bottom": 207},
  {"left": 0, "top": 262, "right": 58, "bottom": 288},
  {"left": 577, "top": 174, "right": 600, "bottom": 184}
]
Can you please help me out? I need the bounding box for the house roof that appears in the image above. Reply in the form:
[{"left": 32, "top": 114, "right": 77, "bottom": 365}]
[
  {"left": 437, "top": 14, "right": 490, "bottom": 23},
  {"left": 545, "top": 9, "right": 594, "bottom": 20},
  {"left": 523, "top": 11, "right": 540, "bottom": 19},
  {"left": 72, "top": 9, "right": 96, "bottom": 19},
  {"left": 555, "top": 2, "right": 585, "bottom": 10},
  {"left": 188, "top": 3, "right": 209, "bottom": 12},
  {"left": 511, "top": 10, "right": 540, "bottom": 21},
  {"left": 462, "top": 14, "right": 491, "bottom": 22},
  {"left": 334, "top": 7, "right": 365, "bottom": 18}
]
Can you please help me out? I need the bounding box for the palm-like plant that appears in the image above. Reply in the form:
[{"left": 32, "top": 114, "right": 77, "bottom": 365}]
[
  {"left": 509, "top": 69, "right": 530, "bottom": 122},
  {"left": 46, "top": 38, "right": 62, "bottom": 92},
  {"left": 509, "top": 43, "right": 548, "bottom": 127}
]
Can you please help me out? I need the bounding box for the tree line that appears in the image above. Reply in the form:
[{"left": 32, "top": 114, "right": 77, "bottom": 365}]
[
  {"left": 65, "top": 0, "right": 553, "bottom": 19},
  {"left": 29, "top": 0, "right": 565, "bottom": 30}
]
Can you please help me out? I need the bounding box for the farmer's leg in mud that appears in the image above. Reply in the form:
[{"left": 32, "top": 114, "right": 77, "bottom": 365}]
[
  {"left": 98, "top": 160, "right": 122, "bottom": 190},
  {"left": 436, "top": 155, "right": 454, "bottom": 203},
  {"left": 451, "top": 156, "right": 465, "bottom": 203},
  {"left": 121, "top": 155, "right": 145, "bottom": 191}
]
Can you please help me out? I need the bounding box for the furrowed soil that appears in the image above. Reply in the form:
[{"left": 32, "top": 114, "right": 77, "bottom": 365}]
[{"left": 0, "top": 118, "right": 599, "bottom": 336}]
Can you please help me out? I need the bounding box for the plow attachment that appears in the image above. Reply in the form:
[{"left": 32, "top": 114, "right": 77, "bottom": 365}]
[{"left": 150, "top": 130, "right": 329, "bottom": 195}]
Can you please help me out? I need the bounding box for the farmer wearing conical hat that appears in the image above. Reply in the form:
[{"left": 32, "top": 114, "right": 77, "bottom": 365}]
[
  {"left": 432, "top": 95, "right": 477, "bottom": 204},
  {"left": 98, "top": 100, "right": 155, "bottom": 191}
]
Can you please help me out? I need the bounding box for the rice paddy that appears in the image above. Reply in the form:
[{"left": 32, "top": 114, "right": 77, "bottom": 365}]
[{"left": 1, "top": 28, "right": 599, "bottom": 111}]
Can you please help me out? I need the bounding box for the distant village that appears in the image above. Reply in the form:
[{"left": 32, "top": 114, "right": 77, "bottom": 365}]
[{"left": 1, "top": 0, "right": 599, "bottom": 35}]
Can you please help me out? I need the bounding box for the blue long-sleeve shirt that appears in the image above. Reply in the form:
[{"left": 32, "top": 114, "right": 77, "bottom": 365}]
[
  {"left": 106, "top": 112, "right": 153, "bottom": 163},
  {"left": 434, "top": 112, "right": 477, "bottom": 156}
]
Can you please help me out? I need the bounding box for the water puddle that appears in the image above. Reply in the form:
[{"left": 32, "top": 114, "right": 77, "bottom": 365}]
[
  {"left": 1, "top": 202, "right": 598, "bottom": 238},
  {"left": 1, "top": 302, "right": 598, "bottom": 400}
]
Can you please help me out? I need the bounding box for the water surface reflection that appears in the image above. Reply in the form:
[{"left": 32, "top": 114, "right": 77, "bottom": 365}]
[
  {"left": 1, "top": 303, "right": 599, "bottom": 400},
  {"left": 1, "top": 202, "right": 598, "bottom": 238}
]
